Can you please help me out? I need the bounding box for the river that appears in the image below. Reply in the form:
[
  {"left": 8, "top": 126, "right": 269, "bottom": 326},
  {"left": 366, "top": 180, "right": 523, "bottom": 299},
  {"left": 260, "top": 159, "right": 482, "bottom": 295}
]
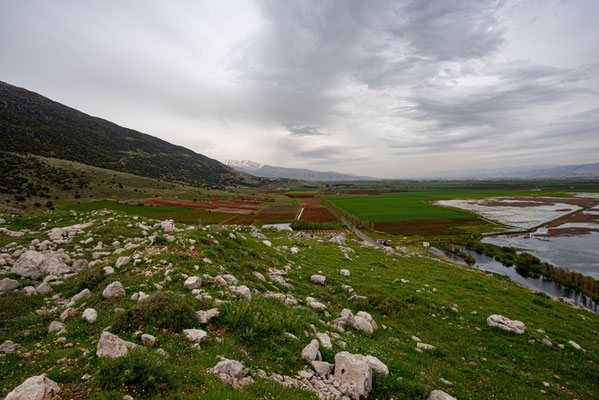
[{"left": 461, "top": 248, "right": 598, "bottom": 313}]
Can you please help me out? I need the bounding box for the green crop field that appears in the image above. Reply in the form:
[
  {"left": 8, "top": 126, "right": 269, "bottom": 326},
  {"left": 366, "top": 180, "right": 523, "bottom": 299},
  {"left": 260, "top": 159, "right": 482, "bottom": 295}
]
[{"left": 325, "top": 187, "right": 559, "bottom": 222}]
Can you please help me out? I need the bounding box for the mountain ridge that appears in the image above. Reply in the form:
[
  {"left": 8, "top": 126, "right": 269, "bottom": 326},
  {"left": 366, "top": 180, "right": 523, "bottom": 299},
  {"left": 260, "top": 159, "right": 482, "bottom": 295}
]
[
  {"left": 0, "top": 81, "right": 258, "bottom": 187},
  {"left": 224, "top": 159, "right": 378, "bottom": 182}
]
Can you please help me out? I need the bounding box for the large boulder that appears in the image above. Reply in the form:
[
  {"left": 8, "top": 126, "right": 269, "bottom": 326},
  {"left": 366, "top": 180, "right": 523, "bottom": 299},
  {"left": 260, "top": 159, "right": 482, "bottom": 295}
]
[
  {"left": 5, "top": 374, "right": 61, "bottom": 400},
  {"left": 0, "top": 278, "right": 20, "bottom": 292},
  {"left": 334, "top": 352, "right": 373, "bottom": 400},
  {"left": 11, "top": 251, "right": 69, "bottom": 280},
  {"left": 102, "top": 281, "right": 125, "bottom": 298},
  {"left": 96, "top": 332, "right": 137, "bottom": 358},
  {"left": 428, "top": 390, "right": 457, "bottom": 400},
  {"left": 486, "top": 314, "right": 526, "bottom": 334}
]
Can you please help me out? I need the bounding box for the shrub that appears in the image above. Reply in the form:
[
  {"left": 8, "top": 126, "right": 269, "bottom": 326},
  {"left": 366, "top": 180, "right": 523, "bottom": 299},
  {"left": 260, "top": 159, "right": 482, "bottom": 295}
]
[
  {"left": 112, "top": 291, "right": 197, "bottom": 333},
  {"left": 62, "top": 268, "right": 106, "bottom": 297},
  {"left": 97, "top": 348, "right": 173, "bottom": 396},
  {"left": 220, "top": 298, "right": 307, "bottom": 345},
  {"left": 153, "top": 235, "right": 168, "bottom": 245}
]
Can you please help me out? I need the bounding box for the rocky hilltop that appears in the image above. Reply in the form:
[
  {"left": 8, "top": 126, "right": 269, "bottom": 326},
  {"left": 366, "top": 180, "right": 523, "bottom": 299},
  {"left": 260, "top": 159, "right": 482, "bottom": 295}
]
[{"left": 0, "top": 209, "right": 598, "bottom": 399}]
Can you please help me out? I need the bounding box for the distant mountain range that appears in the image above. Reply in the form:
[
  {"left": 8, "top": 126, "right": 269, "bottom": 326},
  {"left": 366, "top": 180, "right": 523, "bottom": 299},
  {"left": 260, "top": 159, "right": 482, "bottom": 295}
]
[
  {"left": 224, "top": 160, "right": 378, "bottom": 182},
  {"left": 0, "top": 81, "right": 258, "bottom": 187},
  {"left": 427, "top": 163, "right": 599, "bottom": 179}
]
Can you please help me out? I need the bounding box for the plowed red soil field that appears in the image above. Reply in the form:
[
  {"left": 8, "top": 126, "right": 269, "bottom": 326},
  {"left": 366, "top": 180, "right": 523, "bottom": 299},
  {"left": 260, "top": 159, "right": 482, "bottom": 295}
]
[
  {"left": 297, "top": 197, "right": 336, "bottom": 222},
  {"left": 128, "top": 196, "right": 273, "bottom": 214}
]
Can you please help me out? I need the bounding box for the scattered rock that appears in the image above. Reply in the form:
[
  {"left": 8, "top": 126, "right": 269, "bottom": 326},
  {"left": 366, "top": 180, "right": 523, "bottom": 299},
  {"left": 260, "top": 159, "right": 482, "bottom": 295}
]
[
  {"left": 11, "top": 250, "right": 69, "bottom": 280},
  {"left": 197, "top": 308, "right": 220, "bottom": 324},
  {"left": 115, "top": 256, "right": 130, "bottom": 268},
  {"left": 486, "top": 314, "right": 526, "bottom": 334},
  {"left": 82, "top": 308, "right": 97, "bottom": 323},
  {"left": 340, "top": 269, "right": 351, "bottom": 277},
  {"left": 310, "top": 275, "right": 326, "bottom": 285},
  {"left": 568, "top": 340, "right": 584, "bottom": 351},
  {"left": 184, "top": 276, "right": 202, "bottom": 290},
  {"left": 5, "top": 374, "right": 61, "bottom": 400},
  {"left": 48, "top": 321, "right": 65, "bottom": 333},
  {"left": 102, "top": 281, "right": 125, "bottom": 298},
  {"left": 301, "top": 339, "right": 322, "bottom": 363},
  {"left": 183, "top": 329, "right": 207, "bottom": 343},
  {"left": 141, "top": 334, "right": 155, "bottom": 347},
  {"left": 96, "top": 332, "right": 137, "bottom": 358},
  {"left": 0, "top": 278, "right": 20, "bottom": 292},
  {"left": 0, "top": 340, "right": 22, "bottom": 354},
  {"left": 428, "top": 390, "right": 457, "bottom": 400},
  {"left": 70, "top": 259, "right": 89, "bottom": 273},
  {"left": 365, "top": 355, "right": 389, "bottom": 375},
  {"left": 312, "top": 360, "right": 333, "bottom": 377},
  {"left": 316, "top": 332, "right": 332, "bottom": 349},
  {"left": 334, "top": 351, "right": 373, "bottom": 400}
]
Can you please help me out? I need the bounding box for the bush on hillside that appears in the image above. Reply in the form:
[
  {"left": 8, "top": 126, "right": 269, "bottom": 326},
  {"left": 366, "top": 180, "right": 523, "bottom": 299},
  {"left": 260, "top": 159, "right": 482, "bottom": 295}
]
[
  {"left": 97, "top": 348, "right": 174, "bottom": 396},
  {"left": 112, "top": 291, "right": 197, "bottom": 333}
]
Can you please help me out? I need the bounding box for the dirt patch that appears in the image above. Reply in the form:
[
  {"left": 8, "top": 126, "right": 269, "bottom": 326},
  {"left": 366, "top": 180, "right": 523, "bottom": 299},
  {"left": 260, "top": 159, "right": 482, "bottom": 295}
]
[
  {"left": 298, "top": 198, "right": 336, "bottom": 222},
  {"left": 260, "top": 204, "right": 299, "bottom": 213},
  {"left": 223, "top": 212, "right": 298, "bottom": 226},
  {"left": 373, "top": 218, "right": 479, "bottom": 235},
  {"left": 285, "top": 193, "right": 316, "bottom": 199},
  {"left": 126, "top": 196, "right": 274, "bottom": 214},
  {"left": 546, "top": 210, "right": 599, "bottom": 228}
]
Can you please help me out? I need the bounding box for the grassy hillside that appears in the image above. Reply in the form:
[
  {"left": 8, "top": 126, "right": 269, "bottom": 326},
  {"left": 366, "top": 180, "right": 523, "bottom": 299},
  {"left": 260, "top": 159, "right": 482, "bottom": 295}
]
[
  {"left": 0, "top": 81, "right": 258, "bottom": 187},
  {"left": 0, "top": 208, "right": 597, "bottom": 399}
]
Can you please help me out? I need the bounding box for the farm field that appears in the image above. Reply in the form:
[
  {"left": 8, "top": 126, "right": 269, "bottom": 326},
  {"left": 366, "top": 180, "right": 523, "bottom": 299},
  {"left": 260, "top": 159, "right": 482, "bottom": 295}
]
[{"left": 324, "top": 182, "right": 599, "bottom": 236}]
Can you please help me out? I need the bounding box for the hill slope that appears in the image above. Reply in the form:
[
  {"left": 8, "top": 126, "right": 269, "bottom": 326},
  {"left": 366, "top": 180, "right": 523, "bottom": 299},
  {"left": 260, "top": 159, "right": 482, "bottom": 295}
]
[
  {"left": 224, "top": 159, "right": 377, "bottom": 182},
  {"left": 0, "top": 209, "right": 598, "bottom": 399},
  {"left": 0, "top": 81, "right": 256, "bottom": 187}
]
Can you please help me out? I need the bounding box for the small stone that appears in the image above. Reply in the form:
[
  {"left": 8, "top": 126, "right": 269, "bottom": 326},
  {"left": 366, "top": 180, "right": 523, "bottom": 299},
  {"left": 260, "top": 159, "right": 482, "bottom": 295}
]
[
  {"left": 183, "top": 329, "right": 207, "bottom": 343},
  {"left": 141, "top": 334, "right": 155, "bottom": 347},
  {"left": 82, "top": 308, "right": 97, "bottom": 323}
]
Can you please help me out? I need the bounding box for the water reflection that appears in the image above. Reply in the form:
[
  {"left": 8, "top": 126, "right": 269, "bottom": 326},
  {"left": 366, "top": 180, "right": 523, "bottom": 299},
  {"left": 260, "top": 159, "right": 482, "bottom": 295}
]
[{"left": 460, "top": 248, "right": 598, "bottom": 313}]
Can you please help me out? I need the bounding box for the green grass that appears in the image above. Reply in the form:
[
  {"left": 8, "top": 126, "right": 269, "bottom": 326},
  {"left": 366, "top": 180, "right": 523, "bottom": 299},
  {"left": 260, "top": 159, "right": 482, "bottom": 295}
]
[
  {"left": 325, "top": 186, "right": 596, "bottom": 223},
  {"left": 1, "top": 206, "right": 598, "bottom": 399}
]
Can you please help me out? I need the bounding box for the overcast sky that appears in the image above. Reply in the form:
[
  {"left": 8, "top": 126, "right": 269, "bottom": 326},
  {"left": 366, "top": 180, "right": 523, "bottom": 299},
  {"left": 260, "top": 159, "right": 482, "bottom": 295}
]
[{"left": 1, "top": 0, "right": 598, "bottom": 178}]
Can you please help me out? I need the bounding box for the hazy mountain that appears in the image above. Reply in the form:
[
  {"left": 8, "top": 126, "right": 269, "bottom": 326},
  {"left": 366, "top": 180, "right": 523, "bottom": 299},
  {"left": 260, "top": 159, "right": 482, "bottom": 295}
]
[
  {"left": 426, "top": 163, "right": 599, "bottom": 179},
  {"left": 0, "top": 81, "right": 258, "bottom": 187},
  {"left": 223, "top": 160, "right": 378, "bottom": 182}
]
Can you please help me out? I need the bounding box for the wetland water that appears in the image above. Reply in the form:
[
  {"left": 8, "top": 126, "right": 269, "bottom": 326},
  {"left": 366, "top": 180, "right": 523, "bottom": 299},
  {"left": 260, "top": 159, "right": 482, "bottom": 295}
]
[{"left": 461, "top": 249, "right": 598, "bottom": 313}]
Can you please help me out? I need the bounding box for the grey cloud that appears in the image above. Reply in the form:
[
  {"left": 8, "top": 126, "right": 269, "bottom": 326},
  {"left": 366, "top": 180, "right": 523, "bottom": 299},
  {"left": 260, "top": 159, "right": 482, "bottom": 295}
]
[
  {"left": 283, "top": 123, "right": 329, "bottom": 136},
  {"left": 1, "top": 0, "right": 598, "bottom": 177}
]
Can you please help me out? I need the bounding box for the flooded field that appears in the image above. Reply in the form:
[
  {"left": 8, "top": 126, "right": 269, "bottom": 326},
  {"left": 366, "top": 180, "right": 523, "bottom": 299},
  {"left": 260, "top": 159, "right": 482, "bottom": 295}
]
[
  {"left": 438, "top": 194, "right": 599, "bottom": 279},
  {"left": 435, "top": 197, "right": 582, "bottom": 229},
  {"left": 461, "top": 249, "right": 598, "bottom": 312}
]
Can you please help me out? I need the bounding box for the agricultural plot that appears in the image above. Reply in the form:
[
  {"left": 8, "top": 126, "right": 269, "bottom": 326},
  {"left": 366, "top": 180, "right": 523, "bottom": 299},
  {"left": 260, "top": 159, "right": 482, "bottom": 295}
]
[
  {"left": 285, "top": 194, "right": 336, "bottom": 223},
  {"left": 324, "top": 186, "right": 590, "bottom": 236}
]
